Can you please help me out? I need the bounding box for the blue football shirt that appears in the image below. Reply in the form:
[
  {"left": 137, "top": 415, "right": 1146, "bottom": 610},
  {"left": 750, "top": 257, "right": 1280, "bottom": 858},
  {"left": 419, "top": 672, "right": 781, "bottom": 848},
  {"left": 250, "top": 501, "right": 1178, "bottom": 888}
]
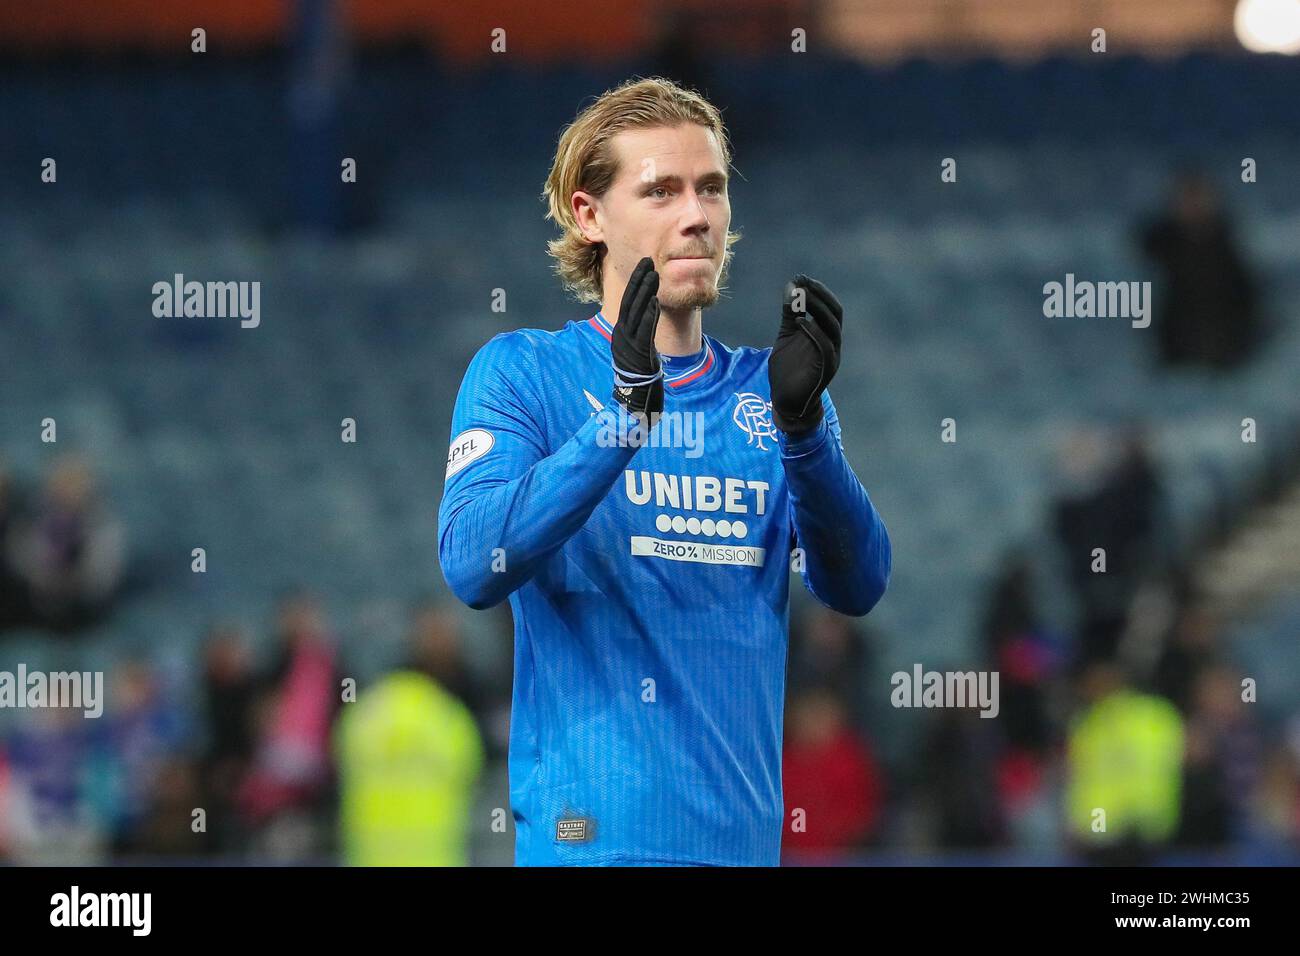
[{"left": 438, "top": 312, "right": 890, "bottom": 865}]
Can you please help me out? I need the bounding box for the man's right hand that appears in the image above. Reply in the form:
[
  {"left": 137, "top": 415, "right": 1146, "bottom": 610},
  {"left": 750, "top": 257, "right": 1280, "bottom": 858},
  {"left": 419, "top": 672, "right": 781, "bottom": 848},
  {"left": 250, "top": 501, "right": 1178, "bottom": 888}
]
[{"left": 610, "top": 256, "right": 664, "bottom": 418}]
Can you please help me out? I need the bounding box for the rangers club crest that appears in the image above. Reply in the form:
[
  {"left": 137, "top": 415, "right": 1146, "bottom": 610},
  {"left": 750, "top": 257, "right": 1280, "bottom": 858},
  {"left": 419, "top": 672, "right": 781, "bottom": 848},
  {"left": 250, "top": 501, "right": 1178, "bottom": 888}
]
[{"left": 732, "top": 392, "right": 777, "bottom": 451}]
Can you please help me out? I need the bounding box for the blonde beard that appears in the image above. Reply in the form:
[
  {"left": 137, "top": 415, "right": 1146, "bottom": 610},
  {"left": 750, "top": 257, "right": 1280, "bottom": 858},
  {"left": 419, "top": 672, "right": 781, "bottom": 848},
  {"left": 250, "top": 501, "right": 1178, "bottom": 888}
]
[{"left": 656, "top": 278, "right": 721, "bottom": 312}]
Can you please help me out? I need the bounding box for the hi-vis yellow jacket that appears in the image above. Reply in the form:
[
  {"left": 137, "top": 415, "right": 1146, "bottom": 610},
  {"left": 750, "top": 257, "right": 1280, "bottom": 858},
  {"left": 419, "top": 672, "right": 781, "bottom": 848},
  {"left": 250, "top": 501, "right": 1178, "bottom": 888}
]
[{"left": 335, "top": 671, "right": 484, "bottom": 866}]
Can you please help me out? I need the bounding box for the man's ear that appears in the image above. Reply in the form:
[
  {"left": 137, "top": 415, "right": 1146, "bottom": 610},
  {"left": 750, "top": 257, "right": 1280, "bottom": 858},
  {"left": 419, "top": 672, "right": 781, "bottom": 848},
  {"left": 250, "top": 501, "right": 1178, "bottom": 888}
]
[{"left": 572, "top": 190, "right": 604, "bottom": 244}]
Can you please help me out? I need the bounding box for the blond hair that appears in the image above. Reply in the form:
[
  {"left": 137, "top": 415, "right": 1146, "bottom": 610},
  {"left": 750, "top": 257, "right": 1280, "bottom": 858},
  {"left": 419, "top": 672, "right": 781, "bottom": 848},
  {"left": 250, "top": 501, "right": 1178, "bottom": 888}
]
[{"left": 542, "top": 76, "right": 741, "bottom": 304}]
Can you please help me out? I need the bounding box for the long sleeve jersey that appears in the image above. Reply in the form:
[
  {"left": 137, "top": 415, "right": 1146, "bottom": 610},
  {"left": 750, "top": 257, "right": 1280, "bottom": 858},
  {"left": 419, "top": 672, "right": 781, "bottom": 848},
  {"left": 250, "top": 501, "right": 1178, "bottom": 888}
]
[{"left": 437, "top": 311, "right": 890, "bottom": 865}]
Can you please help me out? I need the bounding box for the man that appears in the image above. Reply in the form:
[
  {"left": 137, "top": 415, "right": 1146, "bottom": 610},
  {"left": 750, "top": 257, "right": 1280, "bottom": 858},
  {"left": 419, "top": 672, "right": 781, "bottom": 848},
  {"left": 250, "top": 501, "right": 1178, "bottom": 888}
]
[
  {"left": 438, "top": 76, "right": 890, "bottom": 866},
  {"left": 1140, "top": 171, "right": 1262, "bottom": 370},
  {"left": 334, "top": 607, "right": 484, "bottom": 867},
  {"left": 1066, "top": 661, "right": 1183, "bottom": 865}
]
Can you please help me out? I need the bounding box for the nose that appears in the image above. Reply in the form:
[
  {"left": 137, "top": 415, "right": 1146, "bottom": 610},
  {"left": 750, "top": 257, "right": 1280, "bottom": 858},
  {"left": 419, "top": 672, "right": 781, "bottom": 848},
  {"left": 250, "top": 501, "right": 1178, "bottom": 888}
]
[{"left": 681, "top": 189, "right": 710, "bottom": 234}]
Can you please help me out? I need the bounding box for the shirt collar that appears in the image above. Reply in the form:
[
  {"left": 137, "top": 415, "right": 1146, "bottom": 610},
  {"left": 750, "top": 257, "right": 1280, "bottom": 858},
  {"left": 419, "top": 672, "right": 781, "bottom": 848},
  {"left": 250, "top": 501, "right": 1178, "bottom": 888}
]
[{"left": 586, "top": 312, "right": 715, "bottom": 389}]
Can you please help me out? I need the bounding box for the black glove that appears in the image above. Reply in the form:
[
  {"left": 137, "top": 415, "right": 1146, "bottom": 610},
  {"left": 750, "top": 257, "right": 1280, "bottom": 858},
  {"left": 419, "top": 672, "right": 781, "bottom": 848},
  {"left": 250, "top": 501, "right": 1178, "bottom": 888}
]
[
  {"left": 610, "top": 256, "right": 664, "bottom": 418},
  {"left": 768, "top": 274, "right": 843, "bottom": 434}
]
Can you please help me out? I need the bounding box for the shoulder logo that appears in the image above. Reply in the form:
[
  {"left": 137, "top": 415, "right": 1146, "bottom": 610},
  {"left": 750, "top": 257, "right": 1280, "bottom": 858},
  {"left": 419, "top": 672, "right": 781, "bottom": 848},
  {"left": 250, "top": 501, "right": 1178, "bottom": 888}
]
[
  {"left": 732, "top": 392, "right": 777, "bottom": 451},
  {"left": 446, "top": 428, "right": 494, "bottom": 478},
  {"left": 582, "top": 388, "right": 605, "bottom": 413}
]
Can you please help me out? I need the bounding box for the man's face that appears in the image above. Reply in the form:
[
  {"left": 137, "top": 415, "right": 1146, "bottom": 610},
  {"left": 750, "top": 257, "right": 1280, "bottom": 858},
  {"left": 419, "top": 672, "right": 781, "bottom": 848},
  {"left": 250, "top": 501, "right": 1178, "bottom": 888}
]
[{"left": 586, "top": 123, "right": 731, "bottom": 313}]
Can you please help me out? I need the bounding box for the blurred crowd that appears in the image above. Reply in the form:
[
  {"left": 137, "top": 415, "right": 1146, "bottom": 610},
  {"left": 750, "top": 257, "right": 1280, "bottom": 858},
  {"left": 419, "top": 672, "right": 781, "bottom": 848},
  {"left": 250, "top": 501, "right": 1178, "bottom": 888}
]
[
  {"left": 0, "top": 587, "right": 502, "bottom": 865},
  {"left": 1, "top": 464, "right": 1298, "bottom": 864},
  {"left": 779, "top": 422, "right": 1300, "bottom": 864}
]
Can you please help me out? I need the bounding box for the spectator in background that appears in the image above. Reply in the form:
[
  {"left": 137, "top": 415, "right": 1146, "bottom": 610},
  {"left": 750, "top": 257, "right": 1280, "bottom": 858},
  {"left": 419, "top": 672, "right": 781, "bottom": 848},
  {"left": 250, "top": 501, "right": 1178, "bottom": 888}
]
[
  {"left": 334, "top": 604, "right": 484, "bottom": 866},
  {"left": 0, "top": 460, "right": 29, "bottom": 629},
  {"left": 237, "top": 590, "right": 343, "bottom": 860},
  {"left": 980, "top": 550, "right": 1065, "bottom": 848},
  {"left": 85, "top": 660, "right": 189, "bottom": 856},
  {"left": 786, "top": 604, "right": 877, "bottom": 736},
  {"left": 1250, "top": 733, "right": 1300, "bottom": 852},
  {"left": 406, "top": 603, "right": 485, "bottom": 717},
  {"left": 1066, "top": 660, "right": 1183, "bottom": 864},
  {"left": 981, "top": 549, "right": 1060, "bottom": 754},
  {"left": 781, "top": 687, "right": 882, "bottom": 863},
  {"left": 1053, "top": 425, "right": 1165, "bottom": 661},
  {"left": 125, "top": 757, "right": 205, "bottom": 859},
  {"left": 1175, "top": 664, "right": 1259, "bottom": 850},
  {"left": 918, "top": 704, "right": 1007, "bottom": 851},
  {"left": 410, "top": 597, "right": 520, "bottom": 759},
  {"left": 1140, "top": 171, "right": 1263, "bottom": 370},
  {"left": 2, "top": 707, "right": 104, "bottom": 863},
  {"left": 199, "top": 624, "right": 259, "bottom": 855},
  {"left": 7, "top": 455, "right": 125, "bottom": 632},
  {"left": 1154, "top": 601, "right": 1219, "bottom": 713}
]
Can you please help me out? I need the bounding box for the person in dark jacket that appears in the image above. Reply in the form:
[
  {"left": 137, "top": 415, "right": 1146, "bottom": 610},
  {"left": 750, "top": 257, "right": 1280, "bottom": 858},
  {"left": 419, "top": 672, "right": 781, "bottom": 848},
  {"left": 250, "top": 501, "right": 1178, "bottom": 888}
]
[{"left": 1141, "top": 172, "right": 1263, "bottom": 370}]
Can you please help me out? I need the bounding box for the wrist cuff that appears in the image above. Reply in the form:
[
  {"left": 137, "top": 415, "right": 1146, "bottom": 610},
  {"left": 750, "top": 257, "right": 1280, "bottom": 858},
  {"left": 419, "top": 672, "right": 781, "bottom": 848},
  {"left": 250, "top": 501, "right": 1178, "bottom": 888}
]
[{"left": 778, "top": 416, "right": 830, "bottom": 456}]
